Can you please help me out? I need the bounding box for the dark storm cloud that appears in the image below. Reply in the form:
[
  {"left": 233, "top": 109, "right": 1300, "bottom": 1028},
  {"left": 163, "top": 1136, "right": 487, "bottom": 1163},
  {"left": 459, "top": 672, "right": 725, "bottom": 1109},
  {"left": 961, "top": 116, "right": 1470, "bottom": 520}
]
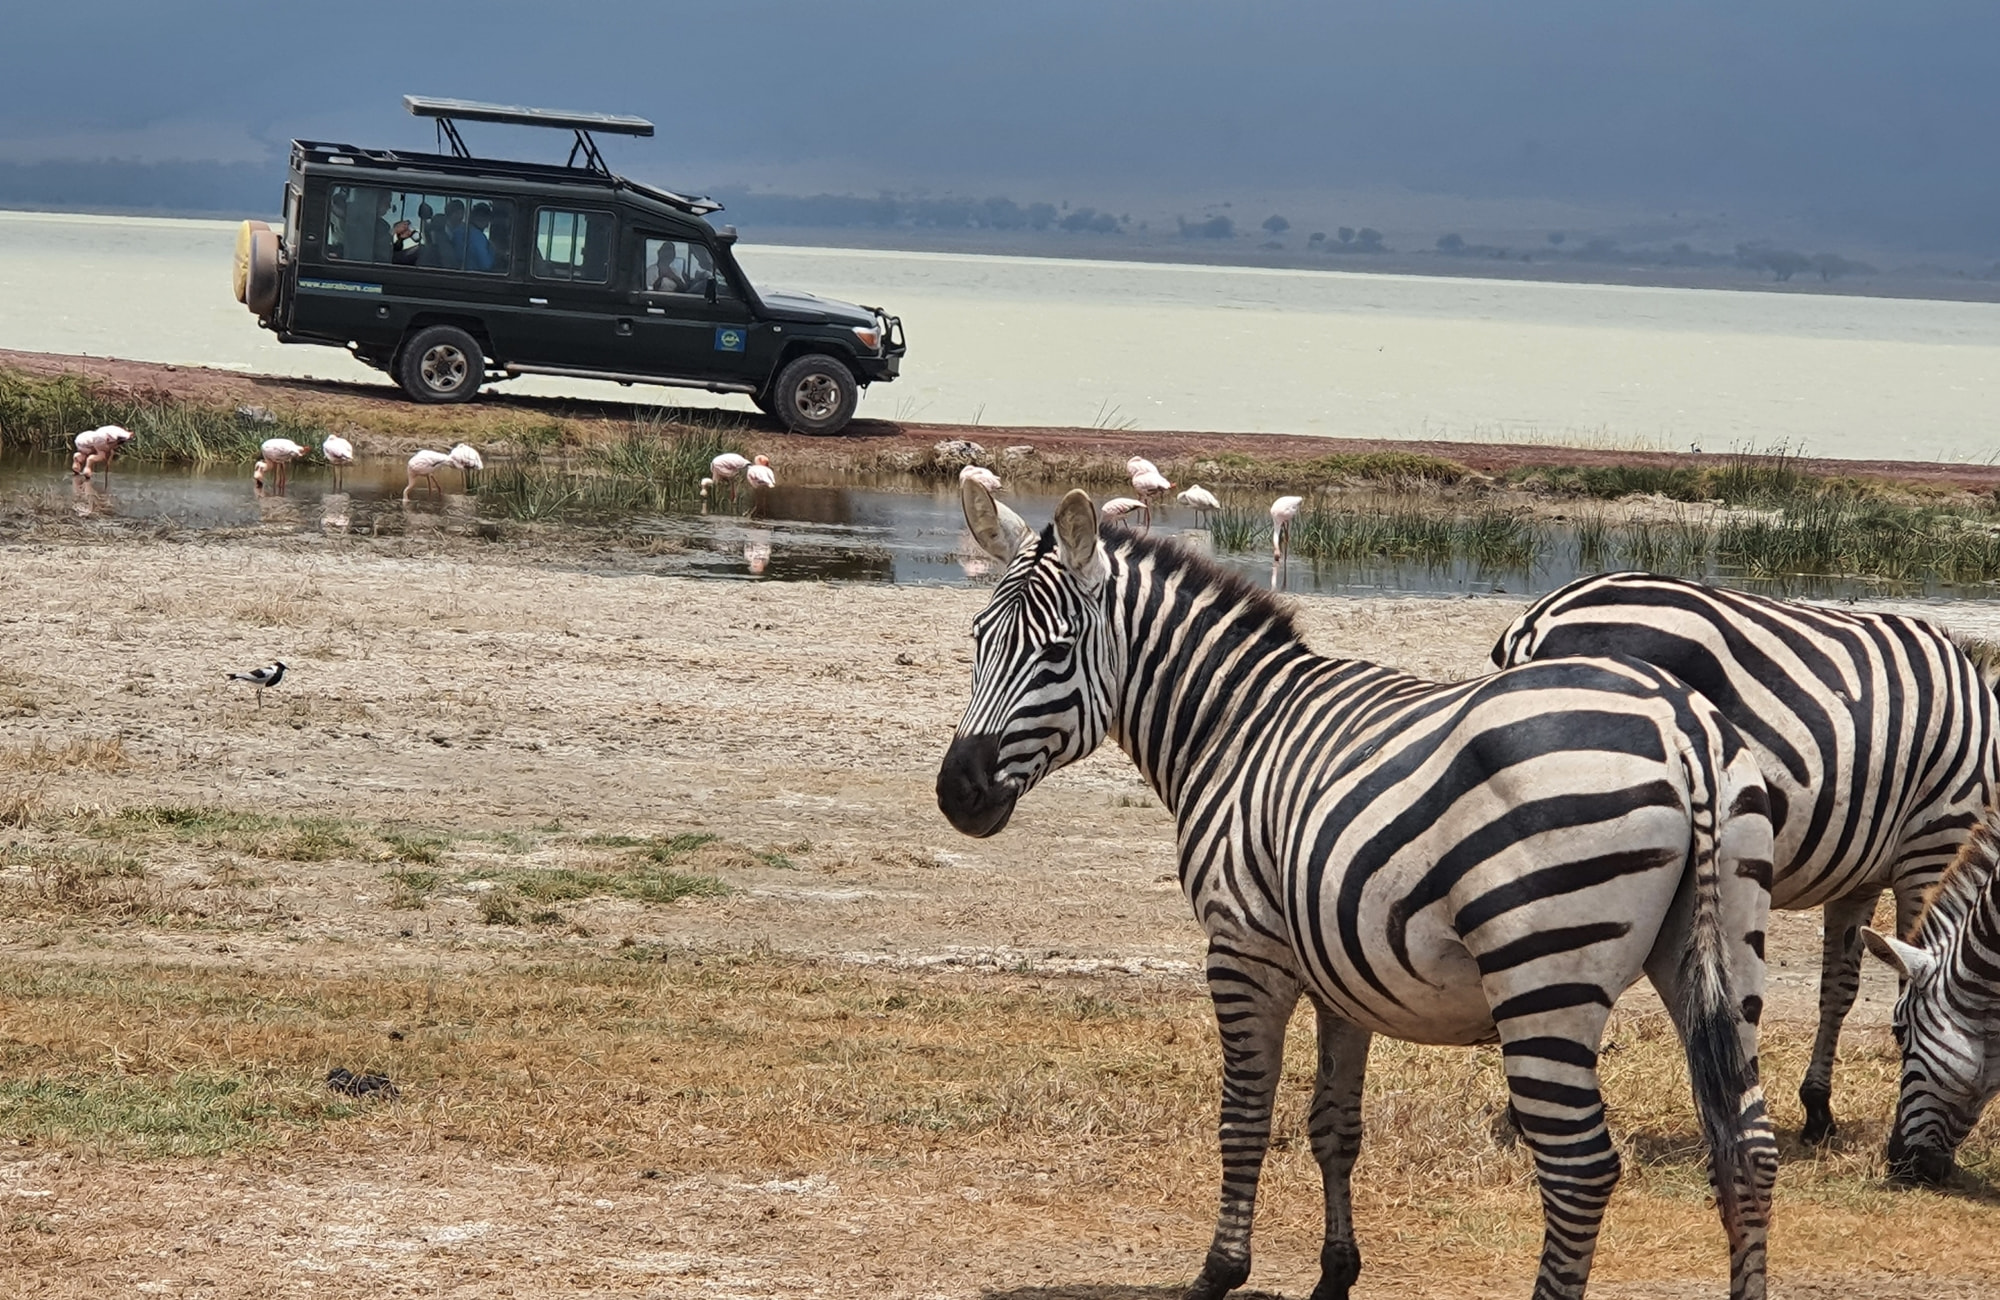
[{"left": 5, "top": 1, "right": 1997, "bottom": 246}]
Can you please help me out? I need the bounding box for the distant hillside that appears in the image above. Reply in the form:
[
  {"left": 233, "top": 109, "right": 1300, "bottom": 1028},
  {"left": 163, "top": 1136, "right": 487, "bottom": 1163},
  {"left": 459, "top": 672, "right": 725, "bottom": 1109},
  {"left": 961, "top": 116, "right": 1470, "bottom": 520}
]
[{"left": 0, "top": 160, "right": 283, "bottom": 218}]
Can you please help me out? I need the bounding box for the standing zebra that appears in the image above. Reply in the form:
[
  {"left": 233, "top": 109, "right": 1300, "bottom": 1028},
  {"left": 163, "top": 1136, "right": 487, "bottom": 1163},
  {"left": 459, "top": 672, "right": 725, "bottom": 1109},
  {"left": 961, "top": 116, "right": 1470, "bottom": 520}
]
[
  {"left": 1857, "top": 800, "right": 2000, "bottom": 1184},
  {"left": 937, "top": 484, "right": 1778, "bottom": 1300},
  {"left": 1492, "top": 571, "right": 2000, "bottom": 1147}
]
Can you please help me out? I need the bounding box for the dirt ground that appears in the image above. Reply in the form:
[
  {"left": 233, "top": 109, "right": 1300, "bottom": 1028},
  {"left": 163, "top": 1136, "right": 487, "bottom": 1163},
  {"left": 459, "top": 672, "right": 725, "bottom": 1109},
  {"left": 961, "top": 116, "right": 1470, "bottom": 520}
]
[{"left": 0, "top": 536, "right": 1993, "bottom": 1298}]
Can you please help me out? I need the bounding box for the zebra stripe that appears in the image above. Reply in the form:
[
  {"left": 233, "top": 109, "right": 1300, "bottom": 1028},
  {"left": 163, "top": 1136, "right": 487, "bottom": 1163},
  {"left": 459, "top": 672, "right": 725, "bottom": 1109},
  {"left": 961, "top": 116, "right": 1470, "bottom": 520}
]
[
  {"left": 938, "top": 488, "right": 1779, "bottom": 1300},
  {"left": 1860, "top": 806, "right": 2000, "bottom": 1184},
  {"left": 1492, "top": 571, "right": 2000, "bottom": 1145}
]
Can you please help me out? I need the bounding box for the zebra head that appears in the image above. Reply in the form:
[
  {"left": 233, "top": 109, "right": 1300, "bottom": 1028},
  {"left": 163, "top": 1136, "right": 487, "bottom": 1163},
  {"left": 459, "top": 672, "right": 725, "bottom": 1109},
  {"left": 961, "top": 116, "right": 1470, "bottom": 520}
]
[
  {"left": 1860, "top": 842, "right": 2000, "bottom": 1186},
  {"left": 937, "top": 481, "right": 1116, "bottom": 838}
]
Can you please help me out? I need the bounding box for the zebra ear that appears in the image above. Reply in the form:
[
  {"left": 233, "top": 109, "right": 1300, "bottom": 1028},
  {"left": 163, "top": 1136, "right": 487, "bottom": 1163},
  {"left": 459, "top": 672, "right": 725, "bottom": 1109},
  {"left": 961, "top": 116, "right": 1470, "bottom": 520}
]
[
  {"left": 1053, "top": 489, "right": 1106, "bottom": 587},
  {"left": 963, "top": 477, "right": 1031, "bottom": 560},
  {"left": 1860, "top": 927, "right": 1936, "bottom": 982}
]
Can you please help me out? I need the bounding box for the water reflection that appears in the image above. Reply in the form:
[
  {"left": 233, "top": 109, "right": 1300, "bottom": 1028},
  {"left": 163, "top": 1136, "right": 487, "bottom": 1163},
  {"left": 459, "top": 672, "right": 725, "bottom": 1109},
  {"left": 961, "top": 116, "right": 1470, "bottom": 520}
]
[{"left": 5, "top": 451, "right": 1999, "bottom": 605}]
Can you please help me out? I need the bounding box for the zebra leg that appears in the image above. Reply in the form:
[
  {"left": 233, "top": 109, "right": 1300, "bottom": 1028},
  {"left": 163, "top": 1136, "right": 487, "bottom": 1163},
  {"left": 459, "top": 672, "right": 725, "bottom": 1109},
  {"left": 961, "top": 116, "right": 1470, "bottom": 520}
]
[
  {"left": 1496, "top": 1005, "right": 1620, "bottom": 1300},
  {"left": 1799, "top": 890, "right": 1879, "bottom": 1144},
  {"left": 1186, "top": 959, "right": 1301, "bottom": 1300},
  {"left": 1306, "top": 1004, "right": 1370, "bottom": 1300}
]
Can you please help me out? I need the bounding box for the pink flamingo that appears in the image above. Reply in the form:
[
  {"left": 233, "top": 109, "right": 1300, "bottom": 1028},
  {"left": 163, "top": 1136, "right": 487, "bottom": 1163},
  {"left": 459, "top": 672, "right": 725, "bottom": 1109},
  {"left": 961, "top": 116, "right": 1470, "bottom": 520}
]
[
  {"left": 71, "top": 425, "right": 134, "bottom": 478},
  {"left": 254, "top": 437, "right": 308, "bottom": 491},
  {"left": 701, "top": 452, "right": 752, "bottom": 501},
  {"left": 1100, "top": 497, "right": 1147, "bottom": 528},
  {"left": 746, "top": 454, "right": 776, "bottom": 491},
  {"left": 404, "top": 449, "right": 452, "bottom": 500},
  {"left": 321, "top": 435, "right": 355, "bottom": 489},
  {"left": 959, "top": 464, "right": 1003, "bottom": 493},
  {"left": 1130, "top": 465, "right": 1173, "bottom": 527},
  {"left": 1270, "top": 495, "right": 1304, "bottom": 562}
]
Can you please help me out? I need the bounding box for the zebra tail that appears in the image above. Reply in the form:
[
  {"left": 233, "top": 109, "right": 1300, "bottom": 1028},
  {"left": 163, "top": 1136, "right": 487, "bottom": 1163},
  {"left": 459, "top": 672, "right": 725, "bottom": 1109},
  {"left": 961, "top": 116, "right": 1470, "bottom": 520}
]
[{"left": 1673, "top": 735, "right": 1756, "bottom": 1221}]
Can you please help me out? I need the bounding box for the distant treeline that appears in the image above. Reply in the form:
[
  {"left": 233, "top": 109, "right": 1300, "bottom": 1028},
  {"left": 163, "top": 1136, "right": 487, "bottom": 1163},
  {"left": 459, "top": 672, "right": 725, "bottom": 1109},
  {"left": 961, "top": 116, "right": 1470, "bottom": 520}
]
[
  {"left": 710, "top": 189, "right": 1130, "bottom": 234},
  {"left": 0, "top": 159, "right": 282, "bottom": 216}
]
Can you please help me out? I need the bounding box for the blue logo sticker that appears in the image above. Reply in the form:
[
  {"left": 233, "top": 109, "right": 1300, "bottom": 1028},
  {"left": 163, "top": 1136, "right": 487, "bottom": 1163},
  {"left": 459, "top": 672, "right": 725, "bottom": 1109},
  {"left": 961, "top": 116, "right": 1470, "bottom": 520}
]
[{"left": 714, "top": 326, "right": 746, "bottom": 352}]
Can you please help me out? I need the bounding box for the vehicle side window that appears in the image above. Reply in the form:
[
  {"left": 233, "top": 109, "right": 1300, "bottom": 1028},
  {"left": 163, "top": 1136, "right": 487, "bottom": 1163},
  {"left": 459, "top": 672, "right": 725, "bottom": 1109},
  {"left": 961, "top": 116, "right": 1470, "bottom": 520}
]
[
  {"left": 327, "top": 185, "right": 511, "bottom": 274},
  {"left": 640, "top": 236, "right": 730, "bottom": 298},
  {"left": 534, "top": 209, "right": 614, "bottom": 282}
]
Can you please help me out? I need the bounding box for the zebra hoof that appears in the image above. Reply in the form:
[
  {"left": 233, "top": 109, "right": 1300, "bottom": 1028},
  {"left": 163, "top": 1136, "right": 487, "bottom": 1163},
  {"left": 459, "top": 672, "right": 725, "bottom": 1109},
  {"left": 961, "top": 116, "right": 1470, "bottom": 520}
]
[
  {"left": 1798, "top": 1083, "right": 1835, "bottom": 1145},
  {"left": 1309, "top": 1242, "right": 1362, "bottom": 1299},
  {"left": 1184, "top": 1249, "right": 1251, "bottom": 1300}
]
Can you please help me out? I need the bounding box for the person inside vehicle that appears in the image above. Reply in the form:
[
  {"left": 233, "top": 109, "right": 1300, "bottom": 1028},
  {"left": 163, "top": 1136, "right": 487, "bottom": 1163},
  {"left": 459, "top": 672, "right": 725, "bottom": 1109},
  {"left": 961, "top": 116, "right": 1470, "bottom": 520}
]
[
  {"left": 467, "top": 202, "right": 497, "bottom": 272},
  {"left": 422, "top": 199, "right": 469, "bottom": 269},
  {"left": 651, "top": 241, "right": 687, "bottom": 292},
  {"left": 682, "top": 244, "right": 716, "bottom": 297},
  {"left": 392, "top": 199, "right": 427, "bottom": 264},
  {"left": 344, "top": 188, "right": 396, "bottom": 264}
]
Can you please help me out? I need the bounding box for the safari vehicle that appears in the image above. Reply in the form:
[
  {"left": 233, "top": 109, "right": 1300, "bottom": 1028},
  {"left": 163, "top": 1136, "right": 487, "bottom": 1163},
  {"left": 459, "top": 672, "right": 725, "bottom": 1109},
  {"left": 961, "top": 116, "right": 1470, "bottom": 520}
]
[{"left": 233, "top": 96, "right": 905, "bottom": 434}]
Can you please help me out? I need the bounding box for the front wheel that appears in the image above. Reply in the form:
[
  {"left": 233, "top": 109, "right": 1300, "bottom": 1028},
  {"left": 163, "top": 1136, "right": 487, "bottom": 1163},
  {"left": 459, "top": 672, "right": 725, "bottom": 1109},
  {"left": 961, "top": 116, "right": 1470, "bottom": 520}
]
[
  {"left": 396, "top": 325, "right": 485, "bottom": 404},
  {"left": 769, "top": 354, "right": 858, "bottom": 435}
]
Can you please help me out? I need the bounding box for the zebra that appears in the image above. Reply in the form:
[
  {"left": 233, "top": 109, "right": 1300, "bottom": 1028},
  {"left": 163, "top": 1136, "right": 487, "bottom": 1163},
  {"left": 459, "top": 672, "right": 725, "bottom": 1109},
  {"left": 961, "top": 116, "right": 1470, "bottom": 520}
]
[
  {"left": 936, "top": 483, "right": 1779, "bottom": 1300},
  {"left": 1491, "top": 571, "right": 2000, "bottom": 1146},
  {"left": 1858, "top": 800, "right": 2000, "bottom": 1184}
]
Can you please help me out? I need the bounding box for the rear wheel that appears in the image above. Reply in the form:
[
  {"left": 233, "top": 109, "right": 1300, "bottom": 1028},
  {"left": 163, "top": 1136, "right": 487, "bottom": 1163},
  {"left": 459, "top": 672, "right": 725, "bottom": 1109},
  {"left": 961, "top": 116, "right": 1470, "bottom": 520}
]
[
  {"left": 769, "top": 354, "right": 859, "bottom": 435},
  {"left": 396, "top": 325, "right": 485, "bottom": 404}
]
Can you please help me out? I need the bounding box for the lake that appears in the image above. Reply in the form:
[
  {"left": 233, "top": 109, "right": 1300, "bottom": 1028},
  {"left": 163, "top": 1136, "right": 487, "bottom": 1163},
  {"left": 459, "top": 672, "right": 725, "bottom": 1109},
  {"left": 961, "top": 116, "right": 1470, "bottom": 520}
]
[{"left": 3, "top": 208, "right": 1998, "bottom": 461}]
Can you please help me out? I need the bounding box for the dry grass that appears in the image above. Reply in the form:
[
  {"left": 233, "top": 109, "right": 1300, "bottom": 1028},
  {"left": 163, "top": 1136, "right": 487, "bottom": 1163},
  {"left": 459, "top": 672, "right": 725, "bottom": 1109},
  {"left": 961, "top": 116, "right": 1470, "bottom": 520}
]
[
  {"left": 0, "top": 735, "right": 128, "bottom": 774},
  {"left": 0, "top": 950, "right": 1992, "bottom": 1293}
]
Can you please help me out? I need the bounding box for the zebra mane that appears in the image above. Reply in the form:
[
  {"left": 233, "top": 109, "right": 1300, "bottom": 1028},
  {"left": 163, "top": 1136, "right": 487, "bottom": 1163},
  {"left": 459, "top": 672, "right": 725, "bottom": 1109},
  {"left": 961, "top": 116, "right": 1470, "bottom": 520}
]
[
  {"left": 1914, "top": 804, "right": 2000, "bottom": 944},
  {"left": 1097, "top": 525, "right": 1303, "bottom": 642}
]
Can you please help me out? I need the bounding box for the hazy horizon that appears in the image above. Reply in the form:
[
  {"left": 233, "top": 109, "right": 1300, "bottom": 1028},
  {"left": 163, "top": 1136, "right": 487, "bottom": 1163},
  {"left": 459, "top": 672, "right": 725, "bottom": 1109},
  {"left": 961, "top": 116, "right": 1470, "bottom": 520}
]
[{"left": 5, "top": 3, "right": 1998, "bottom": 255}]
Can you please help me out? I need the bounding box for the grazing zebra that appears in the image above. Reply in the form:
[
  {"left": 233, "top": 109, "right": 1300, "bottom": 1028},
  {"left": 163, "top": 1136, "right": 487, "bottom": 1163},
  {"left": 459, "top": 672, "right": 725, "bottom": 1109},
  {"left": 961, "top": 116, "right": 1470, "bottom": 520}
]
[
  {"left": 937, "top": 484, "right": 1778, "bottom": 1300},
  {"left": 1858, "top": 801, "right": 2000, "bottom": 1184},
  {"left": 1492, "top": 571, "right": 2000, "bottom": 1146}
]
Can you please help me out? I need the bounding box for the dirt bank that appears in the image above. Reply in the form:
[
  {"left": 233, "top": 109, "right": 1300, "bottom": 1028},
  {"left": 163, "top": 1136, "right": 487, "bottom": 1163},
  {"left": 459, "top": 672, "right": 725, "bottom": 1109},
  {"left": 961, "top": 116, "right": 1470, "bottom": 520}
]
[{"left": 9, "top": 346, "right": 2000, "bottom": 492}]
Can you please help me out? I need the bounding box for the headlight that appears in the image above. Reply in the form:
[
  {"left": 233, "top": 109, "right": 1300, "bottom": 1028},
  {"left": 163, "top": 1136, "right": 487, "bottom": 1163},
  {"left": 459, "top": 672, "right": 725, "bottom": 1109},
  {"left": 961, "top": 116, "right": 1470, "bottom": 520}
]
[{"left": 850, "top": 325, "right": 881, "bottom": 351}]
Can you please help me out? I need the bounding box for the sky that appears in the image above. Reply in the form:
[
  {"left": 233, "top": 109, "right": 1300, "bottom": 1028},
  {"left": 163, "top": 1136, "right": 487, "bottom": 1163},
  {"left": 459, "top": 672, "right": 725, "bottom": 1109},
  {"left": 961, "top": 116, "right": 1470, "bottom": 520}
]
[{"left": 4, "top": 1, "right": 1997, "bottom": 251}]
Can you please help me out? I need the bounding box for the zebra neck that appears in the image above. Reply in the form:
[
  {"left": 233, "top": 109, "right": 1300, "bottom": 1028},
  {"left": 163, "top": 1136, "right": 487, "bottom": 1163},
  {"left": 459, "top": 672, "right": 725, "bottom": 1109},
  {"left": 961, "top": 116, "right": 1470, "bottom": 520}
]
[
  {"left": 1102, "top": 543, "right": 1317, "bottom": 815},
  {"left": 1916, "top": 827, "right": 2000, "bottom": 1006}
]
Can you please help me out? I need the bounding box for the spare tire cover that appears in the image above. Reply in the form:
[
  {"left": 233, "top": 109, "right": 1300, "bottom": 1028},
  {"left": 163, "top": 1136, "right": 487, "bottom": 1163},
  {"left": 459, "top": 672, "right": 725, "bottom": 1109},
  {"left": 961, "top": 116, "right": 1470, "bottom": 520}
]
[
  {"left": 245, "top": 228, "right": 281, "bottom": 316},
  {"left": 232, "top": 219, "right": 269, "bottom": 304}
]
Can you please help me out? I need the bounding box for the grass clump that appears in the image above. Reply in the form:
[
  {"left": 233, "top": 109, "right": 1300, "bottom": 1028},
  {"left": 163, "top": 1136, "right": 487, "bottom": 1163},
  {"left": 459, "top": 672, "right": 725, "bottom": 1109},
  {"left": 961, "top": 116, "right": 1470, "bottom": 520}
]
[
  {"left": 0, "top": 1072, "right": 351, "bottom": 1158},
  {"left": 0, "top": 368, "right": 328, "bottom": 463}
]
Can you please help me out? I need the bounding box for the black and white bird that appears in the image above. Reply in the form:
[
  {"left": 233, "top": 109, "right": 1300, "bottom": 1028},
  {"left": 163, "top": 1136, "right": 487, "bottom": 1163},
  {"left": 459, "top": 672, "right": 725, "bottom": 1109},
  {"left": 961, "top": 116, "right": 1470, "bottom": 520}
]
[{"left": 227, "top": 661, "right": 288, "bottom": 705}]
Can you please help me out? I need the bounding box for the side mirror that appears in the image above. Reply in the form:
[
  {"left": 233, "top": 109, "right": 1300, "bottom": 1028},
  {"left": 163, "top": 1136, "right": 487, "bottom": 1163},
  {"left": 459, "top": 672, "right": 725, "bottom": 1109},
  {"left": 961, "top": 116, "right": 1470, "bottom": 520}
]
[{"left": 717, "top": 225, "right": 739, "bottom": 246}]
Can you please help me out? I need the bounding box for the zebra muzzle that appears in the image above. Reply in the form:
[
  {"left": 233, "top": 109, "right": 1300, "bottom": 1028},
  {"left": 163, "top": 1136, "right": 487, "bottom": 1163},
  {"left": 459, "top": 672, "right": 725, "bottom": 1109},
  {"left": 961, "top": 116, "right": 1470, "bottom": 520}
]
[{"left": 936, "top": 733, "right": 1021, "bottom": 837}]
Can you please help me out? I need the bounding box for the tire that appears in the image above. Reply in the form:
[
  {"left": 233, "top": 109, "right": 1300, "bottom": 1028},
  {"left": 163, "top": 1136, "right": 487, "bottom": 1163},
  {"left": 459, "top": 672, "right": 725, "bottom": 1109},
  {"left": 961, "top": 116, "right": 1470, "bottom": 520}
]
[
  {"left": 769, "top": 353, "right": 859, "bottom": 435},
  {"left": 396, "top": 325, "right": 486, "bottom": 404},
  {"left": 232, "top": 220, "right": 269, "bottom": 304},
  {"left": 244, "top": 228, "right": 281, "bottom": 316}
]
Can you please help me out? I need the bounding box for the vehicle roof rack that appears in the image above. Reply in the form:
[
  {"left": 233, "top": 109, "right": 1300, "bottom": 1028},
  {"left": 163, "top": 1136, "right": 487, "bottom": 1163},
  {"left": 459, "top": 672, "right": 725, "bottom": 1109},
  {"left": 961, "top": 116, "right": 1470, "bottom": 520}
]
[{"left": 404, "top": 95, "right": 654, "bottom": 175}]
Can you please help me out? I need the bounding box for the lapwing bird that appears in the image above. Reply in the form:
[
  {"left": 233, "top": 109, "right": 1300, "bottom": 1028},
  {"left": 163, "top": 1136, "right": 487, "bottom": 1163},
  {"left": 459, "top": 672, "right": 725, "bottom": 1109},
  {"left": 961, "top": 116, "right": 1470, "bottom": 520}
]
[{"left": 227, "top": 661, "right": 288, "bottom": 705}]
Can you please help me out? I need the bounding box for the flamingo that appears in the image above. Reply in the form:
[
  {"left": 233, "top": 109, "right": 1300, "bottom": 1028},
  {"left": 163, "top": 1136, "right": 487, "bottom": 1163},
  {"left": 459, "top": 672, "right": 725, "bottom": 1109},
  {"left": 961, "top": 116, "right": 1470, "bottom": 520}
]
[
  {"left": 1270, "top": 495, "right": 1304, "bottom": 562},
  {"left": 1130, "top": 465, "right": 1173, "bottom": 527},
  {"left": 1125, "top": 456, "right": 1159, "bottom": 479},
  {"left": 702, "top": 452, "right": 752, "bottom": 501},
  {"left": 1176, "top": 485, "right": 1221, "bottom": 517},
  {"left": 254, "top": 437, "right": 308, "bottom": 491},
  {"left": 959, "top": 464, "right": 1003, "bottom": 494},
  {"left": 71, "top": 425, "right": 134, "bottom": 478},
  {"left": 1100, "top": 497, "right": 1148, "bottom": 527},
  {"left": 746, "top": 454, "right": 776, "bottom": 490},
  {"left": 448, "top": 442, "right": 484, "bottom": 490},
  {"left": 404, "top": 449, "right": 452, "bottom": 500},
  {"left": 321, "top": 435, "right": 355, "bottom": 489}
]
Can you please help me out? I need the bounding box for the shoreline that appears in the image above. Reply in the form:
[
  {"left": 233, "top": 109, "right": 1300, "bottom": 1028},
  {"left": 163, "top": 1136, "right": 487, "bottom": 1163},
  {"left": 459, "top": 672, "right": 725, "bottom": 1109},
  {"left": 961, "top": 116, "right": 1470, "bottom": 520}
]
[
  {"left": 7, "top": 346, "right": 2000, "bottom": 493},
  {"left": 7, "top": 201, "right": 2000, "bottom": 307}
]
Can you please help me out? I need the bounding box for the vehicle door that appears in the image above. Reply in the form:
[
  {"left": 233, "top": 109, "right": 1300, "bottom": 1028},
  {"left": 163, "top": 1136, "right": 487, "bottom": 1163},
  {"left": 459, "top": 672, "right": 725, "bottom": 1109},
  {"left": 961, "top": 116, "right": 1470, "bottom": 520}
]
[
  {"left": 510, "top": 205, "right": 623, "bottom": 367},
  {"left": 621, "top": 233, "right": 765, "bottom": 386}
]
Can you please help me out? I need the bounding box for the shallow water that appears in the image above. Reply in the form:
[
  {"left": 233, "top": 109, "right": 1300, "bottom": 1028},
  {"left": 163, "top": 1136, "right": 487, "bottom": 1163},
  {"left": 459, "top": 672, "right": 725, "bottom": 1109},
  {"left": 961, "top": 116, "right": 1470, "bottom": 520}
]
[
  {"left": 11, "top": 454, "right": 2000, "bottom": 609},
  {"left": 5, "top": 209, "right": 2000, "bottom": 459}
]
